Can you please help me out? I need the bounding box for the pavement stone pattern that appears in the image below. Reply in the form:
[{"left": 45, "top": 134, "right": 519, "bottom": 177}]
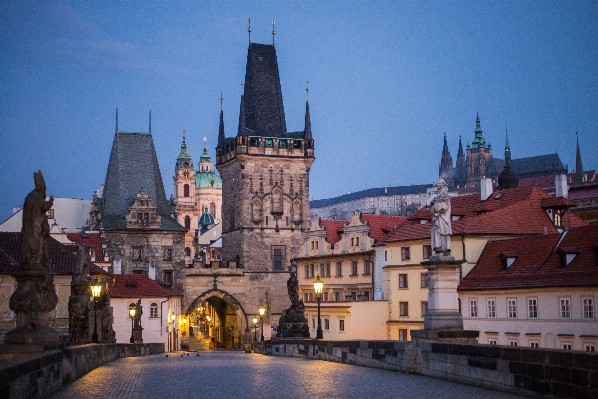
[{"left": 50, "top": 352, "right": 522, "bottom": 399}]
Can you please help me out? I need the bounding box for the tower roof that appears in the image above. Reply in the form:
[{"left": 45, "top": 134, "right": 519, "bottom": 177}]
[
  {"left": 469, "top": 111, "right": 488, "bottom": 150},
  {"left": 240, "top": 43, "right": 287, "bottom": 137},
  {"left": 575, "top": 130, "right": 585, "bottom": 184},
  {"left": 98, "top": 130, "right": 184, "bottom": 231},
  {"left": 497, "top": 130, "right": 519, "bottom": 190},
  {"left": 176, "top": 136, "right": 193, "bottom": 170}
]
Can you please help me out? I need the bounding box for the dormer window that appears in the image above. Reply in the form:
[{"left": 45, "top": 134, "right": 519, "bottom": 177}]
[
  {"left": 350, "top": 237, "right": 360, "bottom": 247},
  {"left": 499, "top": 252, "right": 519, "bottom": 269},
  {"left": 310, "top": 240, "right": 319, "bottom": 250},
  {"left": 557, "top": 248, "right": 581, "bottom": 267}
]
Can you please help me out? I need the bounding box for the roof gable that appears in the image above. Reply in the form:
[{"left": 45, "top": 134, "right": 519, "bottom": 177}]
[{"left": 110, "top": 274, "right": 182, "bottom": 298}]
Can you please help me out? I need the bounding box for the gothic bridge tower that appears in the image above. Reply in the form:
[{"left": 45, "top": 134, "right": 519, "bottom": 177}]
[{"left": 184, "top": 38, "right": 315, "bottom": 346}]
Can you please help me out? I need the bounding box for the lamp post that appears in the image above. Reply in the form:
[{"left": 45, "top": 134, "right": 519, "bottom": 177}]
[
  {"left": 314, "top": 275, "right": 324, "bottom": 339},
  {"left": 90, "top": 278, "right": 102, "bottom": 343},
  {"left": 258, "top": 303, "right": 266, "bottom": 341},
  {"left": 129, "top": 306, "right": 136, "bottom": 343},
  {"left": 252, "top": 317, "right": 258, "bottom": 341}
]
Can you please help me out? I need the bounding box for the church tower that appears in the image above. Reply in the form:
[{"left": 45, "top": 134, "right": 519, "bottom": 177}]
[
  {"left": 439, "top": 133, "right": 454, "bottom": 186},
  {"left": 454, "top": 136, "right": 467, "bottom": 187},
  {"left": 465, "top": 112, "right": 493, "bottom": 186},
  {"left": 173, "top": 133, "right": 199, "bottom": 264}
]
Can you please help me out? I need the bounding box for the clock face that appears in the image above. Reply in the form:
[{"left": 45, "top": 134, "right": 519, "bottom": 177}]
[{"left": 183, "top": 162, "right": 189, "bottom": 167}]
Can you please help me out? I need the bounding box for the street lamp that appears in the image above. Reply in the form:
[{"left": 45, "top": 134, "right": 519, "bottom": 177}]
[
  {"left": 258, "top": 303, "right": 266, "bottom": 341},
  {"left": 129, "top": 306, "right": 136, "bottom": 343},
  {"left": 90, "top": 278, "right": 102, "bottom": 343},
  {"left": 314, "top": 275, "right": 324, "bottom": 339},
  {"left": 252, "top": 317, "right": 258, "bottom": 341}
]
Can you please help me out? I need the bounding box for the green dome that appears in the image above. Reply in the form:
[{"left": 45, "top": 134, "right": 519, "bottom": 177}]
[{"left": 196, "top": 171, "right": 222, "bottom": 189}]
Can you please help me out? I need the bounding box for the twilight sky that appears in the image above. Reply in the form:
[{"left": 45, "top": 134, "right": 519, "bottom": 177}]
[{"left": 1, "top": 1, "right": 597, "bottom": 222}]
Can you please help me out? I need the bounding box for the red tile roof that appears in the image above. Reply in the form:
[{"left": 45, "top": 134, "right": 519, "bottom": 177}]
[
  {"left": 361, "top": 214, "right": 407, "bottom": 241},
  {"left": 110, "top": 274, "right": 182, "bottom": 298},
  {"left": 320, "top": 220, "right": 346, "bottom": 244},
  {"left": 568, "top": 184, "right": 598, "bottom": 200},
  {"left": 67, "top": 232, "right": 104, "bottom": 261},
  {"left": 0, "top": 232, "right": 108, "bottom": 275},
  {"left": 384, "top": 186, "right": 586, "bottom": 243},
  {"left": 458, "top": 225, "right": 598, "bottom": 291}
]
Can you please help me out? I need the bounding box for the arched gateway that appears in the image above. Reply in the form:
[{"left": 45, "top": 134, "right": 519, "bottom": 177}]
[{"left": 186, "top": 289, "right": 249, "bottom": 348}]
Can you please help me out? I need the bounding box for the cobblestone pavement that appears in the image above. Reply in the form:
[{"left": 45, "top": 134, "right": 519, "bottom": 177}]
[{"left": 50, "top": 352, "right": 522, "bottom": 399}]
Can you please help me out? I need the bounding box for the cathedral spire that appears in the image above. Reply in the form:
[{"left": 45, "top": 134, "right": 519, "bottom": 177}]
[
  {"left": 470, "top": 111, "right": 487, "bottom": 149},
  {"left": 115, "top": 108, "right": 119, "bottom": 133},
  {"left": 218, "top": 94, "right": 225, "bottom": 145},
  {"left": 439, "top": 133, "right": 454, "bottom": 184},
  {"left": 454, "top": 135, "right": 466, "bottom": 187},
  {"left": 304, "top": 87, "right": 312, "bottom": 140},
  {"left": 575, "top": 129, "right": 585, "bottom": 184}
]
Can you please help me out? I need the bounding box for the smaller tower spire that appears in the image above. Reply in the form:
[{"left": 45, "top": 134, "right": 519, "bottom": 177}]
[
  {"left": 237, "top": 92, "right": 246, "bottom": 136},
  {"left": 115, "top": 108, "right": 119, "bottom": 133},
  {"left": 304, "top": 87, "right": 312, "bottom": 140},
  {"left": 248, "top": 18, "right": 252, "bottom": 44},
  {"left": 272, "top": 20, "right": 276, "bottom": 46},
  {"left": 149, "top": 110, "right": 152, "bottom": 134},
  {"left": 575, "top": 129, "right": 585, "bottom": 184},
  {"left": 218, "top": 94, "right": 225, "bottom": 145}
]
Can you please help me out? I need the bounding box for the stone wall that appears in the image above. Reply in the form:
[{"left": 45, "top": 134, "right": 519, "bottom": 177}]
[
  {"left": 0, "top": 343, "right": 164, "bottom": 399},
  {"left": 255, "top": 339, "right": 598, "bottom": 398}
]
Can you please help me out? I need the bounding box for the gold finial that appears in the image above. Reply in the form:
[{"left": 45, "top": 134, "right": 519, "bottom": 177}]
[
  {"left": 182, "top": 129, "right": 186, "bottom": 141},
  {"left": 272, "top": 20, "right": 276, "bottom": 45},
  {"left": 248, "top": 18, "right": 252, "bottom": 43}
]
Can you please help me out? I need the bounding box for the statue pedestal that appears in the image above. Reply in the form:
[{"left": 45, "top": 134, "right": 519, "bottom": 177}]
[
  {"left": 421, "top": 255, "right": 464, "bottom": 330},
  {"left": 133, "top": 328, "right": 143, "bottom": 344}
]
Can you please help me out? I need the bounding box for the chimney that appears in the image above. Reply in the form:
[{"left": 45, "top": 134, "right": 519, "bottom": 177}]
[
  {"left": 555, "top": 174, "right": 568, "bottom": 198},
  {"left": 480, "top": 177, "right": 493, "bottom": 201}
]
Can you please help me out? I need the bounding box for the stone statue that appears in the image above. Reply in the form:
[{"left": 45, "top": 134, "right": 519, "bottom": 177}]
[
  {"left": 68, "top": 245, "right": 91, "bottom": 345},
  {"left": 5, "top": 171, "right": 60, "bottom": 346},
  {"left": 134, "top": 298, "right": 143, "bottom": 329},
  {"left": 21, "top": 171, "right": 54, "bottom": 271},
  {"left": 430, "top": 179, "right": 452, "bottom": 256},
  {"left": 276, "top": 271, "right": 309, "bottom": 338},
  {"left": 97, "top": 279, "right": 116, "bottom": 343}
]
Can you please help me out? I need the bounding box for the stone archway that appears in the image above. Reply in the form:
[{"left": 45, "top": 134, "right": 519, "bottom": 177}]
[{"left": 186, "top": 289, "right": 249, "bottom": 346}]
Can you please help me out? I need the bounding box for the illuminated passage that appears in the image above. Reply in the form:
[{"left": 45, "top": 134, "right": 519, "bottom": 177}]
[{"left": 50, "top": 352, "right": 520, "bottom": 399}]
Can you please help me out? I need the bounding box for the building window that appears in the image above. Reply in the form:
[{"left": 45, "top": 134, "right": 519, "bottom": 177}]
[
  {"left": 488, "top": 339, "right": 497, "bottom": 345},
  {"left": 164, "top": 270, "right": 173, "bottom": 284},
  {"left": 150, "top": 303, "right": 158, "bottom": 318},
  {"left": 184, "top": 216, "right": 191, "bottom": 229},
  {"left": 250, "top": 138, "right": 259, "bottom": 147},
  {"left": 421, "top": 301, "right": 428, "bottom": 317},
  {"left": 132, "top": 246, "right": 143, "bottom": 261},
  {"left": 399, "top": 329, "right": 408, "bottom": 341},
  {"left": 185, "top": 247, "right": 191, "bottom": 257},
  {"left": 583, "top": 298, "right": 594, "bottom": 319},
  {"left": 384, "top": 251, "right": 387, "bottom": 261},
  {"left": 273, "top": 249, "right": 283, "bottom": 270},
  {"left": 279, "top": 140, "right": 287, "bottom": 148},
  {"left": 401, "top": 247, "right": 410, "bottom": 261},
  {"left": 324, "top": 319, "right": 329, "bottom": 330},
  {"left": 132, "top": 270, "right": 144, "bottom": 274},
  {"left": 339, "top": 319, "right": 345, "bottom": 332},
  {"left": 310, "top": 240, "right": 319, "bottom": 250},
  {"left": 183, "top": 184, "right": 190, "bottom": 197},
  {"left": 363, "top": 260, "right": 370, "bottom": 275},
  {"left": 312, "top": 318, "right": 315, "bottom": 329},
  {"left": 323, "top": 292, "right": 329, "bottom": 301},
  {"left": 265, "top": 139, "right": 273, "bottom": 148},
  {"left": 303, "top": 293, "right": 308, "bottom": 302},
  {"left": 508, "top": 299, "right": 517, "bottom": 318},
  {"left": 335, "top": 262, "right": 342, "bottom": 276},
  {"left": 421, "top": 273, "right": 428, "bottom": 288},
  {"left": 350, "top": 261, "right": 358, "bottom": 276},
  {"left": 320, "top": 263, "right": 330, "bottom": 277},
  {"left": 163, "top": 248, "right": 172, "bottom": 261},
  {"left": 530, "top": 341, "right": 539, "bottom": 348},
  {"left": 585, "top": 345, "right": 596, "bottom": 352},
  {"left": 562, "top": 343, "right": 572, "bottom": 350},
  {"left": 399, "top": 301, "right": 409, "bottom": 317},
  {"left": 560, "top": 298, "right": 571, "bottom": 319},
  {"left": 487, "top": 299, "right": 496, "bottom": 318},
  {"left": 528, "top": 298, "right": 538, "bottom": 318},
  {"left": 399, "top": 274, "right": 408, "bottom": 289},
  {"left": 304, "top": 264, "right": 310, "bottom": 278},
  {"left": 422, "top": 245, "right": 432, "bottom": 260},
  {"left": 350, "top": 237, "right": 360, "bottom": 247},
  {"left": 470, "top": 299, "right": 478, "bottom": 318},
  {"left": 47, "top": 209, "right": 55, "bottom": 219},
  {"left": 334, "top": 291, "right": 341, "bottom": 301},
  {"left": 509, "top": 340, "right": 518, "bottom": 347}
]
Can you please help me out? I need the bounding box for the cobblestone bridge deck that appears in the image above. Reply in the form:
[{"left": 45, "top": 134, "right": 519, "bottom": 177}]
[{"left": 50, "top": 351, "right": 522, "bottom": 399}]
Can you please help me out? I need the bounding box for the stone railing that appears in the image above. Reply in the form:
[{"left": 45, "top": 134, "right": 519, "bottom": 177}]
[
  {"left": 0, "top": 343, "right": 164, "bottom": 399},
  {"left": 254, "top": 339, "right": 598, "bottom": 398}
]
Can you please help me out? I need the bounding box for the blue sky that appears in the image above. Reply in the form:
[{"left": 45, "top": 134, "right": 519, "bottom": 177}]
[{"left": 1, "top": 1, "right": 597, "bottom": 222}]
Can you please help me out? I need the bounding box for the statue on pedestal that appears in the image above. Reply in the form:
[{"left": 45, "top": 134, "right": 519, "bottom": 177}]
[
  {"left": 430, "top": 179, "right": 452, "bottom": 257},
  {"left": 276, "top": 271, "right": 310, "bottom": 338},
  {"left": 5, "top": 171, "right": 60, "bottom": 346},
  {"left": 68, "top": 245, "right": 92, "bottom": 345}
]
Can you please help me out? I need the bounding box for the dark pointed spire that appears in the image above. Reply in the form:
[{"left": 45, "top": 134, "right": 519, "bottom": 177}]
[
  {"left": 455, "top": 135, "right": 467, "bottom": 187},
  {"left": 218, "top": 94, "right": 225, "bottom": 145},
  {"left": 439, "top": 133, "right": 454, "bottom": 184},
  {"left": 115, "top": 108, "right": 119, "bottom": 133},
  {"left": 304, "top": 87, "right": 312, "bottom": 140},
  {"left": 237, "top": 93, "right": 245, "bottom": 136},
  {"left": 497, "top": 129, "right": 519, "bottom": 190},
  {"left": 575, "top": 129, "right": 585, "bottom": 184},
  {"left": 149, "top": 110, "right": 152, "bottom": 134}
]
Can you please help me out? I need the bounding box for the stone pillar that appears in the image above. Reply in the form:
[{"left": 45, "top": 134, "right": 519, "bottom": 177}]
[{"left": 422, "top": 257, "right": 464, "bottom": 330}]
